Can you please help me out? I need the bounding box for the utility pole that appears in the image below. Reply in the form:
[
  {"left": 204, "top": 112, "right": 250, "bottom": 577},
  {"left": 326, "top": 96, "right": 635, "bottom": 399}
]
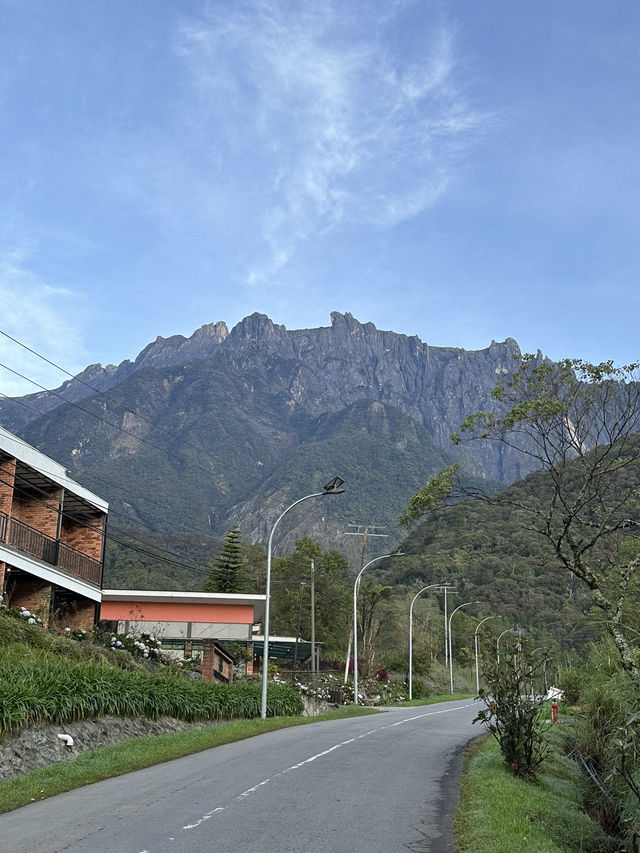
[
  {"left": 310, "top": 559, "right": 315, "bottom": 675},
  {"left": 344, "top": 526, "right": 368, "bottom": 682},
  {"left": 444, "top": 585, "right": 450, "bottom": 669}
]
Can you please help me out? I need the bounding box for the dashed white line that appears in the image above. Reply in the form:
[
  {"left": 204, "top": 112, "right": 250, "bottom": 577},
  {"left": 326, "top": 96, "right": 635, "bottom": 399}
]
[
  {"left": 180, "top": 702, "right": 474, "bottom": 836},
  {"left": 182, "top": 806, "right": 225, "bottom": 830}
]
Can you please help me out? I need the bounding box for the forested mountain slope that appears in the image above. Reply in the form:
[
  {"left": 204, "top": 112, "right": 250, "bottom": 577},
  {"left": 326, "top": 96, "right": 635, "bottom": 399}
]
[{"left": 1, "top": 313, "right": 519, "bottom": 574}]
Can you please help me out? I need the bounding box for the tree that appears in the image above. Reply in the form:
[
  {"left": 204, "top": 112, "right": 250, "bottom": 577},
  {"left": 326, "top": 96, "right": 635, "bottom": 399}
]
[
  {"left": 203, "top": 527, "right": 246, "bottom": 593},
  {"left": 402, "top": 357, "right": 640, "bottom": 688},
  {"left": 270, "top": 538, "right": 352, "bottom": 659},
  {"left": 357, "top": 579, "right": 395, "bottom": 676}
]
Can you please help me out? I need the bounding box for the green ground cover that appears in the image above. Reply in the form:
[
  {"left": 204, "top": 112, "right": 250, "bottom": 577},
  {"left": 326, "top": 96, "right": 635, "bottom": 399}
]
[
  {"left": 455, "top": 730, "right": 617, "bottom": 853},
  {"left": 0, "top": 613, "right": 303, "bottom": 734}
]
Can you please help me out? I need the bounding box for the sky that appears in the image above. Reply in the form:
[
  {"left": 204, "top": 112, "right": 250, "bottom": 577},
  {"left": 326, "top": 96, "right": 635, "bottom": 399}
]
[{"left": 1, "top": 0, "right": 639, "bottom": 397}]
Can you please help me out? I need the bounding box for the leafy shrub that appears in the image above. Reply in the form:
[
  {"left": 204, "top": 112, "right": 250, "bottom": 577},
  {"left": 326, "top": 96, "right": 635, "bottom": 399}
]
[
  {"left": 411, "top": 678, "right": 426, "bottom": 699},
  {"left": 3, "top": 605, "right": 44, "bottom": 628},
  {"left": 568, "top": 640, "right": 640, "bottom": 848},
  {"left": 475, "top": 652, "right": 550, "bottom": 778}
]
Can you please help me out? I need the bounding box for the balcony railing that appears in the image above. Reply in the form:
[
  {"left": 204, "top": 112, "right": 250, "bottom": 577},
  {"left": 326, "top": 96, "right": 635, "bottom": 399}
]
[
  {"left": 0, "top": 514, "right": 101, "bottom": 587},
  {"left": 58, "top": 543, "right": 102, "bottom": 585}
]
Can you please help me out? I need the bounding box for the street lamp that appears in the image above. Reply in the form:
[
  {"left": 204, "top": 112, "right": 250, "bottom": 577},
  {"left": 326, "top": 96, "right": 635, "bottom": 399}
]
[
  {"left": 474, "top": 615, "right": 498, "bottom": 694},
  {"left": 261, "top": 477, "right": 344, "bottom": 720},
  {"left": 352, "top": 552, "right": 403, "bottom": 706},
  {"left": 409, "top": 583, "right": 451, "bottom": 700},
  {"left": 448, "top": 600, "right": 479, "bottom": 694},
  {"left": 496, "top": 625, "right": 518, "bottom": 665}
]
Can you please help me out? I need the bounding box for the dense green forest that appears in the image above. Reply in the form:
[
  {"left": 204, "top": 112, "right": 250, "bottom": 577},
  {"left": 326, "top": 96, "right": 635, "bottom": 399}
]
[{"left": 103, "top": 447, "right": 640, "bottom": 663}]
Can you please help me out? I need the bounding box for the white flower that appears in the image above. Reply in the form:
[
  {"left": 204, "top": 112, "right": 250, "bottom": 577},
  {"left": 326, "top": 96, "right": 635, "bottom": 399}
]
[
  {"left": 22, "top": 609, "right": 31, "bottom": 617},
  {"left": 116, "top": 640, "right": 123, "bottom": 648},
  {"left": 28, "top": 617, "right": 36, "bottom": 624}
]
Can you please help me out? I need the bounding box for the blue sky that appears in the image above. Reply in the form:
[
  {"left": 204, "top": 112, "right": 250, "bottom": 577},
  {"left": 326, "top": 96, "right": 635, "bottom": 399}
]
[{"left": 1, "top": 0, "right": 639, "bottom": 396}]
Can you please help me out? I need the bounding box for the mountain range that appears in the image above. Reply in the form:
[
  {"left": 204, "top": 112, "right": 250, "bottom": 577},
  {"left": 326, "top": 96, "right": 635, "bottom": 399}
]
[{"left": 1, "top": 312, "right": 534, "bottom": 580}]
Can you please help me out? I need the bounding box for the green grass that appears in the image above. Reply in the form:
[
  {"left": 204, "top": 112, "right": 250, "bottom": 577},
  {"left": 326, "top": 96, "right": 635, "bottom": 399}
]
[
  {"left": 455, "top": 729, "right": 617, "bottom": 853},
  {"left": 0, "top": 623, "right": 304, "bottom": 733},
  {"left": 0, "top": 706, "right": 377, "bottom": 814}
]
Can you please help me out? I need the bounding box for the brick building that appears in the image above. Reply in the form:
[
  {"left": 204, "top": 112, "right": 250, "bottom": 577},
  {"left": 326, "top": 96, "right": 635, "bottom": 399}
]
[{"left": 0, "top": 425, "right": 107, "bottom": 631}]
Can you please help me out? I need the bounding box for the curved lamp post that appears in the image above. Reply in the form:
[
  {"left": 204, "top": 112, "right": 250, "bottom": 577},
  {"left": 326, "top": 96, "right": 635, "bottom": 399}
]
[
  {"left": 261, "top": 477, "right": 344, "bottom": 720},
  {"left": 496, "top": 626, "right": 518, "bottom": 665},
  {"left": 409, "top": 582, "right": 451, "bottom": 700},
  {"left": 474, "top": 615, "right": 498, "bottom": 694},
  {"left": 353, "top": 552, "right": 403, "bottom": 706},
  {"left": 448, "top": 600, "right": 479, "bottom": 694}
]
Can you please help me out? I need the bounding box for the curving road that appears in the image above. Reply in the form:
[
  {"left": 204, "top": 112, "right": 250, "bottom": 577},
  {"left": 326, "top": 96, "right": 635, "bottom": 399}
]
[{"left": 0, "top": 698, "right": 479, "bottom": 853}]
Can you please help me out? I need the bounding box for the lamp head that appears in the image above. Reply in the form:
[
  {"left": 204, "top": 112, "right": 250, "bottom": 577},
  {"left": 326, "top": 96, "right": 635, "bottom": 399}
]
[{"left": 323, "top": 476, "right": 345, "bottom": 495}]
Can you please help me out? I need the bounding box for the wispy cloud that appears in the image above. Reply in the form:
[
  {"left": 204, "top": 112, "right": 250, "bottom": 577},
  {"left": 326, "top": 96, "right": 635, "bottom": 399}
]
[
  {"left": 0, "top": 250, "right": 87, "bottom": 396},
  {"left": 175, "top": 0, "right": 491, "bottom": 286}
]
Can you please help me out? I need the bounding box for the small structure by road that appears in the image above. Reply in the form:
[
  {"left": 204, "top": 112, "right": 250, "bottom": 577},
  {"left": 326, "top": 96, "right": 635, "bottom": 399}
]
[{"left": 100, "top": 589, "right": 265, "bottom": 682}]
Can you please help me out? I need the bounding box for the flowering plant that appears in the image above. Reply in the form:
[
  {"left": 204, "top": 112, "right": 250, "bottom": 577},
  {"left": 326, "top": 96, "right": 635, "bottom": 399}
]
[
  {"left": 108, "top": 630, "right": 163, "bottom": 660},
  {"left": 4, "top": 605, "right": 44, "bottom": 627},
  {"left": 64, "top": 627, "right": 88, "bottom": 641}
]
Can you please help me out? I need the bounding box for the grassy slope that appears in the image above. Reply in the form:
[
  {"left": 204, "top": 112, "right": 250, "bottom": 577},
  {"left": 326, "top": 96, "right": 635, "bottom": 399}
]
[{"left": 455, "top": 731, "right": 616, "bottom": 853}]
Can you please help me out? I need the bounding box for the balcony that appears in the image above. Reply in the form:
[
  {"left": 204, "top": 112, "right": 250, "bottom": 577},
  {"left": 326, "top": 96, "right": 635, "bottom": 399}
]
[{"left": 0, "top": 512, "right": 101, "bottom": 587}]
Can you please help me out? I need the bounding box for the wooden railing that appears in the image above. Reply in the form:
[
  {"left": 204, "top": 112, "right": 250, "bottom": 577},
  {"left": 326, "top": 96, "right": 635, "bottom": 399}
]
[
  {"left": 0, "top": 515, "right": 101, "bottom": 587},
  {"left": 57, "top": 543, "right": 101, "bottom": 586},
  {"left": 7, "top": 517, "right": 59, "bottom": 565}
]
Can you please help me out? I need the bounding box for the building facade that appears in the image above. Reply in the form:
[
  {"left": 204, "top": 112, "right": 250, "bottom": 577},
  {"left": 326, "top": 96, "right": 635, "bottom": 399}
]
[
  {"left": 0, "top": 426, "right": 107, "bottom": 631},
  {"left": 100, "top": 590, "right": 266, "bottom": 682}
]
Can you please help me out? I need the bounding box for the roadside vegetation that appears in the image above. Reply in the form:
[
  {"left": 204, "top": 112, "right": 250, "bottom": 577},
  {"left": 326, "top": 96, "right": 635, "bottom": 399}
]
[
  {"left": 0, "top": 610, "right": 303, "bottom": 737},
  {"left": 557, "top": 639, "right": 640, "bottom": 850},
  {"left": 455, "top": 731, "right": 618, "bottom": 853},
  {"left": 405, "top": 357, "right": 640, "bottom": 850}
]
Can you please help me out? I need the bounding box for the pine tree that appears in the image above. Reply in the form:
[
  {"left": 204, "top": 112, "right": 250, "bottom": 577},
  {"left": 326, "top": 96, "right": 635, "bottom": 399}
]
[{"left": 203, "top": 528, "right": 245, "bottom": 593}]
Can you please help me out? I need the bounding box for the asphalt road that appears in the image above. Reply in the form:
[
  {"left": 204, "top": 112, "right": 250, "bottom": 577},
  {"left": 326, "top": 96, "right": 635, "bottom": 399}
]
[{"left": 0, "top": 699, "right": 479, "bottom": 853}]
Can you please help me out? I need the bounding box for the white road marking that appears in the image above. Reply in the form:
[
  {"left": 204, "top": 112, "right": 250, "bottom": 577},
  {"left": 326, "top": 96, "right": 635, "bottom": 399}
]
[
  {"left": 182, "top": 806, "right": 225, "bottom": 829},
  {"left": 180, "top": 702, "right": 474, "bottom": 836}
]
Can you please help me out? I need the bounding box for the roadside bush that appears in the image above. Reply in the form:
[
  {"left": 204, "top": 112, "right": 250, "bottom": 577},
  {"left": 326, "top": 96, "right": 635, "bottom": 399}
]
[
  {"left": 0, "top": 613, "right": 303, "bottom": 734},
  {"left": 567, "top": 640, "right": 640, "bottom": 850},
  {"left": 557, "top": 665, "right": 583, "bottom": 705},
  {"left": 475, "top": 651, "right": 550, "bottom": 779},
  {"left": 411, "top": 678, "right": 426, "bottom": 699}
]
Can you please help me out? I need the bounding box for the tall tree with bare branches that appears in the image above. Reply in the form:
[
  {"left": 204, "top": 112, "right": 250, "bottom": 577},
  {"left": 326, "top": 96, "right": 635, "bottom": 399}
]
[{"left": 402, "top": 357, "right": 640, "bottom": 687}]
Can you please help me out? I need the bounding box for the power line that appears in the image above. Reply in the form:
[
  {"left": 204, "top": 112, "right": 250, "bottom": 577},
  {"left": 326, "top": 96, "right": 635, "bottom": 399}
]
[
  {"left": 0, "top": 390, "right": 224, "bottom": 542},
  {"left": 0, "top": 328, "right": 224, "bottom": 465},
  {"left": 1, "top": 471, "right": 216, "bottom": 577},
  {"left": 0, "top": 362, "right": 205, "bottom": 469}
]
